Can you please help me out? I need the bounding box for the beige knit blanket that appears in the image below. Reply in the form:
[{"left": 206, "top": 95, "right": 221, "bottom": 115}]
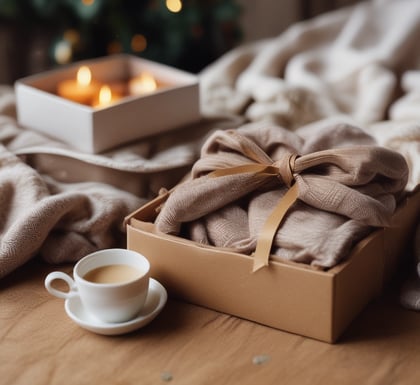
[
  {"left": 200, "top": 0, "right": 420, "bottom": 190},
  {"left": 0, "top": 87, "right": 240, "bottom": 278},
  {"left": 155, "top": 121, "right": 408, "bottom": 269}
]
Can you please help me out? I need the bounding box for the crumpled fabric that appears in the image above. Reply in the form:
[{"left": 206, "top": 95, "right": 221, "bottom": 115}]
[
  {"left": 0, "top": 85, "right": 242, "bottom": 279},
  {"left": 199, "top": 0, "right": 420, "bottom": 191},
  {"left": 200, "top": 0, "right": 420, "bottom": 128},
  {"left": 0, "top": 146, "right": 143, "bottom": 278},
  {"left": 155, "top": 121, "right": 408, "bottom": 268}
]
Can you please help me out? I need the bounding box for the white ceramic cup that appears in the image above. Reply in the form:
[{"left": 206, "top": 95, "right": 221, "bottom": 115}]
[{"left": 45, "top": 248, "right": 150, "bottom": 323}]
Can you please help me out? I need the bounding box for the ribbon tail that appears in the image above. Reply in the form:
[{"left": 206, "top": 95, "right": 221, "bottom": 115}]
[{"left": 252, "top": 183, "right": 299, "bottom": 273}]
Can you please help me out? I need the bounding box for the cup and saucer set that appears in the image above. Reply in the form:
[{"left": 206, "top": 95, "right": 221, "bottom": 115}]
[{"left": 45, "top": 249, "right": 167, "bottom": 336}]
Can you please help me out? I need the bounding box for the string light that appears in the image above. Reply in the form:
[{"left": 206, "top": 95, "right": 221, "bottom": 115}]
[
  {"left": 54, "top": 40, "right": 72, "bottom": 64},
  {"left": 42, "top": 0, "right": 240, "bottom": 71},
  {"left": 63, "top": 29, "right": 80, "bottom": 45},
  {"left": 131, "top": 34, "right": 147, "bottom": 52},
  {"left": 166, "top": 0, "right": 182, "bottom": 13}
]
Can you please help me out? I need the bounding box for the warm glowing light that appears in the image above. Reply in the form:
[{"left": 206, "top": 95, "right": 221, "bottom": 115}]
[
  {"left": 128, "top": 72, "right": 159, "bottom": 96},
  {"left": 82, "top": 0, "right": 95, "bottom": 5},
  {"left": 140, "top": 72, "right": 157, "bottom": 92},
  {"left": 98, "top": 85, "right": 112, "bottom": 105},
  {"left": 57, "top": 66, "right": 98, "bottom": 105},
  {"left": 93, "top": 84, "right": 122, "bottom": 108},
  {"left": 131, "top": 34, "right": 147, "bottom": 52},
  {"left": 63, "top": 29, "right": 80, "bottom": 45},
  {"left": 166, "top": 0, "right": 182, "bottom": 13},
  {"left": 77, "top": 66, "right": 92, "bottom": 86},
  {"left": 54, "top": 40, "right": 72, "bottom": 64}
]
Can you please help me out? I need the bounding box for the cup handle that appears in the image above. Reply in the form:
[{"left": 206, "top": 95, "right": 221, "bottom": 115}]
[{"left": 44, "top": 271, "right": 78, "bottom": 299}]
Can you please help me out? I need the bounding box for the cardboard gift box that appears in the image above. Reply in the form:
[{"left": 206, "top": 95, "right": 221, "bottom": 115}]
[
  {"left": 125, "top": 187, "right": 420, "bottom": 343},
  {"left": 15, "top": 54, "right": 201, "bottom": 153}
]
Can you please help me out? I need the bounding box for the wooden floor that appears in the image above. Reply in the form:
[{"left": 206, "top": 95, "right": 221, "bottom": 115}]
[{"left": 1, "top": 259, "right": 420, "bottom": 385}]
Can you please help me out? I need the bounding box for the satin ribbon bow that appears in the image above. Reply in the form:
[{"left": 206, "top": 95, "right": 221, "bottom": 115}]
[{"left": 209, "top": 132, "right": 300, "bottom": 272}]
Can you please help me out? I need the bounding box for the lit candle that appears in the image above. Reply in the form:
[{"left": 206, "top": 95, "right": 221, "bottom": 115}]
[
  {"left": 92, "top": 85, "right": 121, "bottom": 108},
  {"left": 57, "top": 66, "right": 100, "bottom": 105},
  {"left": 128, "top": 72, "right": 158, "bottom": 96}
]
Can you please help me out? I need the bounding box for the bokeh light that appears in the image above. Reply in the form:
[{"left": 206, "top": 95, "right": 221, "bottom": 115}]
[
  {"left": 166, "top": 0, "right": 182, "bottom": 13},
  {"left": 131, "top": 34, "right": 147, "bottom": 52}
]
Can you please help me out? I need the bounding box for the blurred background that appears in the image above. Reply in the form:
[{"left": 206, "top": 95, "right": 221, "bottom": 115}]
[{"left": 0, "top": 0, "right": 359, "bottom": 84}]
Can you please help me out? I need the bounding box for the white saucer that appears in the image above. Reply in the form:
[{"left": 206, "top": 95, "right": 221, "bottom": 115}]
[{"left": 64, "top": 278, "right": 167, "bottom": 336}]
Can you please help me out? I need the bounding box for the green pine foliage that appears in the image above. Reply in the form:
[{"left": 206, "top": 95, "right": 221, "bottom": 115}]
[{"left": 0, "top": 0, "right": 242, "bottom": 72}]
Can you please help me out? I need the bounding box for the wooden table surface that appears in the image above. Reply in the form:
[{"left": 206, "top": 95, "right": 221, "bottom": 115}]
[{"left": 1, "top": 259, "right": 420, "bottom": 385}]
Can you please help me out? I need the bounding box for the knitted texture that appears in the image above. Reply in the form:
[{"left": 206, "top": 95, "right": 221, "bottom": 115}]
[{"left": 155, "top": 121, "right": 408, "bottom": 268}]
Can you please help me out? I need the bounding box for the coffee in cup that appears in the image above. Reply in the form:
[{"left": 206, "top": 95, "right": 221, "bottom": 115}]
[
  {"left": 83, "top": 264, "right": 143, "bottom": 284},
  {"left": 45, "top": 248, "right": 150, "bottom": 323}
]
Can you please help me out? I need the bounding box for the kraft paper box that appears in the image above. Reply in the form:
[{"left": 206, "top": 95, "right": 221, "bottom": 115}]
[
  {"left": 15, "top": 54, "right": 201, "bottom": 153},
  {"left": 125, "top": 188, "right": 420, "bottom": 343}
]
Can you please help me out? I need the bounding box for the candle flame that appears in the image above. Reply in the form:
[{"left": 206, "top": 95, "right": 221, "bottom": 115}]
[
  {"left": 99, "top": 85, "right": 112, "bottom": 105},
  {"left": 77, "top": 66, "right": 91, "bottom": 87},
  {"left": 139, "top": 72, "right": 157, "bottom": 93}
]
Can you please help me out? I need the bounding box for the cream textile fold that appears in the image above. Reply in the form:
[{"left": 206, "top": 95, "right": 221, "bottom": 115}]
[
  {"left": 155, "top": 121, "right": 408, "bottom": 268},
  {"left": 0, "top": 146, "right": 142, "bottom": 278},
  {"left": 201, "top": 0, "right": 420, "bottom": 127},
  {"left": 199, "top": 0, "right": 420, "bottom": 190},
  {"left": 0, "top": 86, "right": 241, "bottom": 278}
]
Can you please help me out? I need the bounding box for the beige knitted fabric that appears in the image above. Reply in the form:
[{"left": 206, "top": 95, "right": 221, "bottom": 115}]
[
  {"left": 155, "top": 121, "right": 408, "bottom": 268},
  {"left": 199, "top": 0, "right": 420, "bottom": 191},
  {"left": 0, "top": 86, "right": 240, "bottom": 279},
  {"left": 0, "top": 146, "right": 142, "bottom": 278}
]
